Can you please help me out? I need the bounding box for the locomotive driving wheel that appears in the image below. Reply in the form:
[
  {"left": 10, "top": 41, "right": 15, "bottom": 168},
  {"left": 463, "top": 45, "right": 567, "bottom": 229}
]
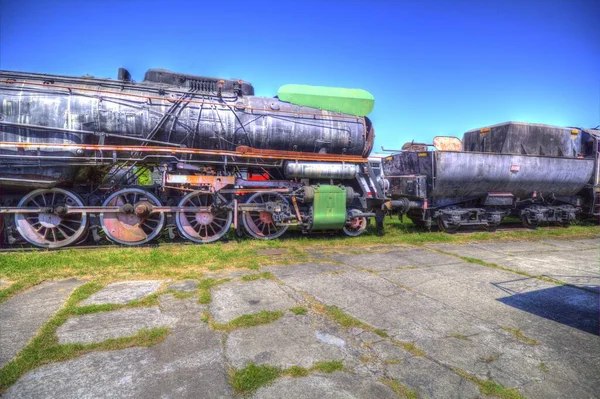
[
  {"left": 242, "top": 192, "right": 289, "bottom": 240},
  {"left": 15, "top": 188, "right": 88, "bottom": 248},
  {"left": 343, "top": 209, "right": 368, "bottom": 237},
  {"left": 100, "top": 188, "right": 164, "bottom": 245},
  {"left": 176, "top": 191, "right": 232, "bottom": 244}
]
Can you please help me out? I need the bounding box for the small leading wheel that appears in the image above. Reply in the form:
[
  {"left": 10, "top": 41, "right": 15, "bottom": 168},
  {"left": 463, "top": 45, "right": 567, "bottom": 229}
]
[
  {"left": 100, "top": 188, "right": 164, "bottom": 245},
  {"left": 176, "top": 191, "right": 232, "bottom": 244},
  {"left": 15, "top": 188, "right": 88, "bottom": 248},
  {"left": 242, "top": 192, "right": 289, "bottom": 240},
  {"left": 343, "top": 209, "right": 368, "bottom": 237}
]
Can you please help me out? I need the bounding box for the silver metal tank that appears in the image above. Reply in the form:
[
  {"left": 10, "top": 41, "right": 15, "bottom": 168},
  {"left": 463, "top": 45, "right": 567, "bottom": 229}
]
[
  {"left": 433, "top": 151, "right": 594, "bottom": 198},
  {"left": 284, "top": 162, "right": 359, "bottom": 179}
]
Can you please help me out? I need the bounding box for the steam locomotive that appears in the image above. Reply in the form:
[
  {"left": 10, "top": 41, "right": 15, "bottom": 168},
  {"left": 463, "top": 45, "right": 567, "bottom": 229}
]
[{"left": 0, "top": 68, "right": 383, "bottom": 248}]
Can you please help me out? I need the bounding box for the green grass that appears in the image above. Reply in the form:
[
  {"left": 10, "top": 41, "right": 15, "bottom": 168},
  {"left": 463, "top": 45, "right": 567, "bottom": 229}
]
[
  {"left": 539, "top": 362, "right": 549, "bottom": 373},
  {"left": 241, "top": 272, "right": 274, "bottom": 281},
  {"left": 197, "top": 278, "right": 230, "bottom": 304},
  {"left": 211, "top": 310, "right": 284, "bottom": 332},
  {"left": 229, "top": 363, "right": 281, "bottom": 395},
  {"left": 379, "top": 378, "right": 419, "bottom": 399},
  {"left": 392, "top": 341, "right": 426, "bottom": 357},
  {"left": 0, "top": 281, "right": 170, "bottom": 393},
  {"left": 310, "top": 360, "right": 344, "bottom": 373},
  {"left": 286, "top": 365, "right": 309, "bottom": 377},
  {"left": 454, "top": 368, "right": 525, "bottom": 399},
  {"left": 1, "top": 219, "right": 597, "bottom": 304},
  {"left": 230, "top": 360, "right": 345, "bottom": 394},
  {"left": 501, "top": 327, "right": 540, "bottom": 346},
  {"left": 289, "top": 306, "right": 308, "bottom": 315}
]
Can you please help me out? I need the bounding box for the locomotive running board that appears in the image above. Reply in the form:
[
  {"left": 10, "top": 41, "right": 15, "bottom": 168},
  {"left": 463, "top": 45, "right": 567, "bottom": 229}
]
[{"left": 0, "top": 142, "right": 368, "bottom": 163}]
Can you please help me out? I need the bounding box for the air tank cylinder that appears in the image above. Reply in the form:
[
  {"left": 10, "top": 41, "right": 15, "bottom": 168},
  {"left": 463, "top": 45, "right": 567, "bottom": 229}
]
[{"left": 284, "top": 162, "right": 359, "bottom": 179}]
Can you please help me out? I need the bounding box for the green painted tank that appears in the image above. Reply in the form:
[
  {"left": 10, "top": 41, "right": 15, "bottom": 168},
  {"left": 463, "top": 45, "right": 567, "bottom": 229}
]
[
  {"left": 311, "top": 185, "right": 347, "bottom": 230},
  {"left": 277, "top": 84, "right": 374, "bottom": 117}
]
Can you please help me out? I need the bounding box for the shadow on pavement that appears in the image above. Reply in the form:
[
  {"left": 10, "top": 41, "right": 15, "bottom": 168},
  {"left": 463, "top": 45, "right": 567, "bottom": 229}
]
[{"left": 493, "top": 277, "right": 600, "bottom": 336}]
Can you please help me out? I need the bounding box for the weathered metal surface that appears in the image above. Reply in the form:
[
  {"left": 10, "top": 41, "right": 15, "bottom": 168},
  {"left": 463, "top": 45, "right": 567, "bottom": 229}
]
[
  {"left": 0, "top": 142, "right": 369, "bottom": 163},
  {"left": 175, "top": 191, "right": 232, "bottom": 244},
  {"left": 14, "top": 188, "right": 88, "bottom": 248},
  {"left": 433, "top": 151, "right": 595, "bottom": 198},
  {"left": 284, "top": 162, "right": 358, "bottom": 179},
  {"left": 311, "top": 185, "right": 347, "bottom": 230},
  {"left": 0, "top": 70, "right": 372, "bottom": 158},
  {"left": 433, "top": 136, "right": 462, "bottom": 152},
  {"left": 99, "top": 189, "right": 164, "bottom": 245},
  {"left": 242, "top": 192, "right": 289, "bottom": 239},
  {"left": 384, "top": 151, "right": 595, "bottom": 199},
  {"left": 166, "top": 175, "right": 235, "bottom": 191},
  {"left": 462, "top": 122, "right": 582, "bottom": 157}
]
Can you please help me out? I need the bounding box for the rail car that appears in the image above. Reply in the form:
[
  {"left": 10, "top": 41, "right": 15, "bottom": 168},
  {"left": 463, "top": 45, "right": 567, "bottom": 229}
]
[
  {"left": 383, "top": 122, "right": 600, "bottom": 231},
  {"left": 0, "top": 68, "right": 386, "bottom": 248}
]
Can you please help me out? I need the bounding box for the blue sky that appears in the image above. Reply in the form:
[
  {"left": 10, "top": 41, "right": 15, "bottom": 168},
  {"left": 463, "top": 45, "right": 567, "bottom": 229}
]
[{"left": 1, "top": 0, "right": 598, "bottom": 152}]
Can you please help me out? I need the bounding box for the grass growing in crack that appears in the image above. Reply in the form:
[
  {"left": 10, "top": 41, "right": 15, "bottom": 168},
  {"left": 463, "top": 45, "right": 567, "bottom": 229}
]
[
  {"left": 197, "top": 278, "right": 230, "bottom": 304},
  {"left": 436, "top": 250, "right": 572, "bottom": 288},
  {"left": 290, "top": 306, "right": 307, "bottom": 315},
  {"left": 539, "top": 362, "right": 549, "bottom": 372},
  {"left": 454, "top": 368, "right": 525, "bottom": 399},
  {"left": 0, "top": 281, "right": 170, "bottom": 393},
  {"left": 481, "top": 354, "right": 501, "bottom": 363},
  {"left": 323, "top": 306, "right": 387, "bottom": 337},
  {"left": 287, "top": 365, "right": 309, "bottom": 377},
  {"left": 229, "top": 363, "right": 281, "bottom": 395},
  {"left": 311, "top": 360, "right": 344, "bottom": 373},
  {"left": 379, "top": 378, "right": 419, "bottom": 399},
  {"left": 210, "top": 310, "right": 284, "bottom": 332},
  {"left": 446, "top": 333, "right": 471, "bottom": 341},
  {"left": 393, "top": 341, "right": 426, "bottom": 357},
  {"left": 241, "top": 272, "right": 274, "bottom": 282},
  {"left": 501, "top": 327, "right": 539, "bottom": 346},
  {"left": 230, "top": 360, "right": 345, "bottom": 394}
]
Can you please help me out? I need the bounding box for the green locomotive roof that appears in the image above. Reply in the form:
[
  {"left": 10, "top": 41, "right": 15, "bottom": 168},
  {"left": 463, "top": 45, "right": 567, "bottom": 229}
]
[{"left": 277, "top": 84, "right": 374, "bottom": 117}]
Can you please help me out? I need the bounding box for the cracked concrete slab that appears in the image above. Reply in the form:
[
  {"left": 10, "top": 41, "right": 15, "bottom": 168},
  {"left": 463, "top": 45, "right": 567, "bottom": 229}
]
[
  {"left": 210, "top": 279, "right": 297, "bottom": 323},
  {"left": 385, "top": 355, "right": 481, "bottom": 398},
  {"left": 0, "top": 279, "right": 84, "bottom": 367},
  {"left": 540, "top": 238, "right": 600, "bottom": 250},
  {"left": 80, "top": 280, "right": 162, "bottom": 305},
  {"left": 251, "top": 372, "right": 397, "bottom": 399},
  {"left": 168, "top": 280, "right": 198, "bottom": 292},
  {"left": 226, "top": 314, "right": 345, "bottom": 369},
  {"left": 333, "top": 249, "right": 464, "bottom": 272},
  {"left": 56, "top": 307, "right": 178, "bottom": 344},
  {"left": 5, "top": 297, "right": 231, "bottom": 399}
]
